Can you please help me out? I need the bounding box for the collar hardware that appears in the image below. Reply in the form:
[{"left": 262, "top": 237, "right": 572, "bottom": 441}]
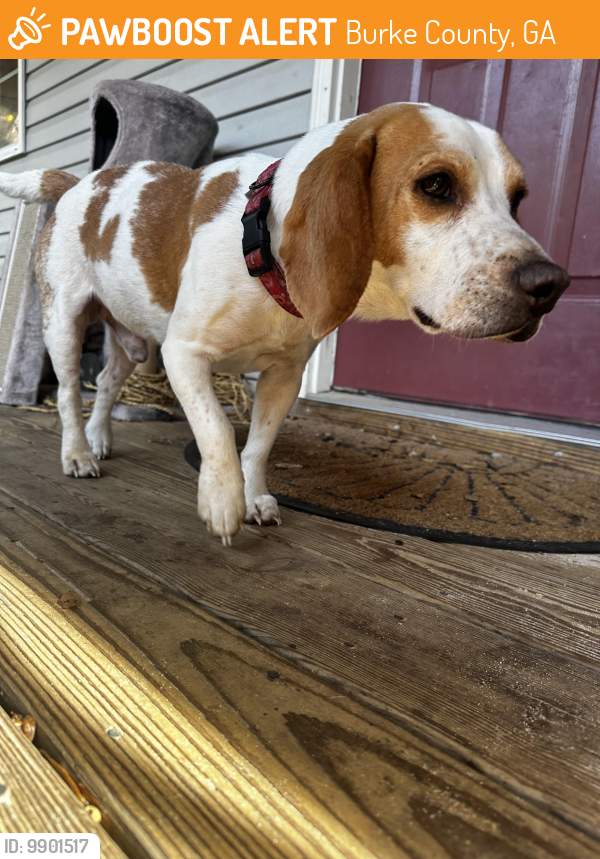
[{"left": 241, "top": 195, "right": 273, "bottom": 278}]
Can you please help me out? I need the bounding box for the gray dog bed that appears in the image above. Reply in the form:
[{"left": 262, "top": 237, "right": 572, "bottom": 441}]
[{"left": 89, "top": 79, "right": 218, "bottom": 170}]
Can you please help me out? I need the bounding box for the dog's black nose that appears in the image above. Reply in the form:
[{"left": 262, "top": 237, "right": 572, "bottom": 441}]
[{"left": 514, "top": 261, "right": 570, "bottom": 314}]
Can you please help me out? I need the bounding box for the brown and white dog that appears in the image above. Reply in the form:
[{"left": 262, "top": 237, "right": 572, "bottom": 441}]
[{"left": 0, "top": 103, "right": 569, "bottom": 543}]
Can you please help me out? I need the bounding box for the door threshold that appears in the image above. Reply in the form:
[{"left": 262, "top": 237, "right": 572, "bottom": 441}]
[{"left": 305, "top": 390, "right": 600, "bottom": 449}]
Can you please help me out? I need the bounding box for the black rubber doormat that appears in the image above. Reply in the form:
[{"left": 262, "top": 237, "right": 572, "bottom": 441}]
[{"left": 184, "top": 414, "right": 600, "bottom": 553}]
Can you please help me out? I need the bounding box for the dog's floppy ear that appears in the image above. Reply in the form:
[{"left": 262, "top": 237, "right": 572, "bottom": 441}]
[{"left": 280, "top": 126, "right": 377, "bottom": 340}]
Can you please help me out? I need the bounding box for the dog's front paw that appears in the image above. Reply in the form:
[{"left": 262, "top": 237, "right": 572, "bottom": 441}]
[
  {"left": 245, "top": 494, "right": 282, "bottom": 527},
  {"left": 62, "top": 449, "right": 101, "bottom": 478},
  {"left": 198, "top": 471, "right": 246, "bottom": 545},
  {"left": 86, "top": 423, "right": 113, "bottom": 459}
]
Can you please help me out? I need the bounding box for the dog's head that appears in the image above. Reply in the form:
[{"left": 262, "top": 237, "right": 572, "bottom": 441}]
[{"left": 280, "top": 103, "right": 569, "bottom": 341}]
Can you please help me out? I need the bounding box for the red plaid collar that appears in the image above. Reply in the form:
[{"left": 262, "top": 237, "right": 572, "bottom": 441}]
[{"left": 242, "top": 160, "right": 303, "bottom": 318}]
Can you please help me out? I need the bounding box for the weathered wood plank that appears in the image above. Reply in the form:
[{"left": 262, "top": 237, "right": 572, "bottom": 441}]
[
  {"left": 6, "top": 408, "right": 600, "bottom": 661},
  {"left": 0, "top": 707, "right": 124, "bottom": 851},
  {"left": 0, "top": 521, "right": 597, "bottom": 859},
  {"left": 0, "top": 408, "right": 599, "bottom": 839},
  {"left": 45, "top": 412, "right": 600, "bottom": 664},
  {"left": 0, "top": 556, "right": 374, "bottom": 859}
]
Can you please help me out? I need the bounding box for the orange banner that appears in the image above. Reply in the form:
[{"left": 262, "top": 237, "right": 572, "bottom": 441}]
[{"left": 1, "top": 0, "right": 596, "bottom": 59}]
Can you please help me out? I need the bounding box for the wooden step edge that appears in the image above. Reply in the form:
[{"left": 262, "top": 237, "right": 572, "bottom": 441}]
[
  {"left": 0, "top": 705, "right": 124, "bottom": 856},
  {"left": 0, "top": 555, "right": 382, "bottom": 859}
]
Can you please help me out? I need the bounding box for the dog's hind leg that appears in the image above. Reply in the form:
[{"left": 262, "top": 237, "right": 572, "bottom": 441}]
[
  {"left": 85, "top": 323, "right": 137, "bottom": 459},
  {"left": 43, "top": 296, "right": 101, "bottom": 478}
]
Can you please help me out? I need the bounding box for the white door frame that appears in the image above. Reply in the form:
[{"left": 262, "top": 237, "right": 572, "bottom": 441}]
[{"left": 299, "top": 59, "right": 363, "bottom": 397}]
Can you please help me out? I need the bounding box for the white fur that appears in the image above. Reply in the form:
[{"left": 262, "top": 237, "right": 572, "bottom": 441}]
[
  {"left": 0, "top": 103, "right": 559, "bottom": 542},
  {"left": 0, "top": 169, "right": 53, "bottom": 203}
]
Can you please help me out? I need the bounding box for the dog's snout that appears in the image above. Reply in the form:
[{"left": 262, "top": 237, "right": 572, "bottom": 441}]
[{"left": 514, "top": 261, "right": 570, "bottom": 313}]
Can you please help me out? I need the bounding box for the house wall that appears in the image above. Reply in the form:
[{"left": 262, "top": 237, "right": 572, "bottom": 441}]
[{"left": 0, "top": 58, "right": 315, "bottom": 277}]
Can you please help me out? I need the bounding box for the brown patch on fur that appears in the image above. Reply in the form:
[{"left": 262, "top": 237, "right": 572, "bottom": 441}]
[
  {"left": 192, "top": 170, "right": 239, "bottom": 233},
  {"left": 368, "top": 106, "right": 456, "bottom": 269},
  {"left": 79, "top": 166, "right": 129, "bottom": 264},
  {"left": 40, "top": 170, "right": 80, "bottom": 202},
  {"left": 281, "top": 104, "right": 445, "bottom": 339},
  {"left": 368, "top": 108, "right": 486, "bottom": 272},
  {"left": 35, "top": 211, "right": 56, "bottom": 316},
  {"left": 131, "top": 164, "right": 239, "bottom": 312}
]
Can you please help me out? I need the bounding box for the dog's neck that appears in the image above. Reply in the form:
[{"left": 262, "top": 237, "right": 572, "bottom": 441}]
[{"left": 352, "top": 262, "right": 412, "bottom": 322}]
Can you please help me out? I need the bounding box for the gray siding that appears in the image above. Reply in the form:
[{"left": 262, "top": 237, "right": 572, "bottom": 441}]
[{"left": 0, "top": 58, "right": 314, "bottom": 276}]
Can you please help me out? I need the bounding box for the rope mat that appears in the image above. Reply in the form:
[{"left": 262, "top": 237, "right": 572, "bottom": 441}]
[{"left": 19, "top": 371, "right": 253, "bottom": 424}]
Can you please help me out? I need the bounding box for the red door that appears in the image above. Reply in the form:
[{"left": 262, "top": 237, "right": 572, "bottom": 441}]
[{"left": 334, "top": 60, "right": 600, "bottom": 425}]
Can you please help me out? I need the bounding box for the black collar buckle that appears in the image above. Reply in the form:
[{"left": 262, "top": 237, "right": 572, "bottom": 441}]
[{"left": 241, "top": 195, "right": 274, "bottom": 277}]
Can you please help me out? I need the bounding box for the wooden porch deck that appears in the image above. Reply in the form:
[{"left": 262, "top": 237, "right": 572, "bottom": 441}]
[{"left": 1, "top": 403, "right": 599, "bottom": 858}]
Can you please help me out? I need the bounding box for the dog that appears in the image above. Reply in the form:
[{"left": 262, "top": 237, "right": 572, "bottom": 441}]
[{"left": 0, "top": 102, "right": 569, "bottom": 543}]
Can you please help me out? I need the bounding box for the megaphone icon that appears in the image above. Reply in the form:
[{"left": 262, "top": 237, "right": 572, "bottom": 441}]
[{"left": 9, "top": 12, "right": 48, "bottom": 49}]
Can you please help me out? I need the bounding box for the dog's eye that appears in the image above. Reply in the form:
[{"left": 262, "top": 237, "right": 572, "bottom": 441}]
[
  {"left": 511, "top": 189, "right": 526, "bottom": 217},
  {"left": 420, "top": 173, "right": 453, "bottom": 199}
]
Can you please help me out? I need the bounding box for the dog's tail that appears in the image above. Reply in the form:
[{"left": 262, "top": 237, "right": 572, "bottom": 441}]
[{"left": 0, "top": 169, "right": 80, "bottom": 204}]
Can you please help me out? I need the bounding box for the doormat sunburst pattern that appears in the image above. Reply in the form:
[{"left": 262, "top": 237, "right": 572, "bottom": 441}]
[{"left": 185, "top": 413, "right": 600, "bottom": 552}]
